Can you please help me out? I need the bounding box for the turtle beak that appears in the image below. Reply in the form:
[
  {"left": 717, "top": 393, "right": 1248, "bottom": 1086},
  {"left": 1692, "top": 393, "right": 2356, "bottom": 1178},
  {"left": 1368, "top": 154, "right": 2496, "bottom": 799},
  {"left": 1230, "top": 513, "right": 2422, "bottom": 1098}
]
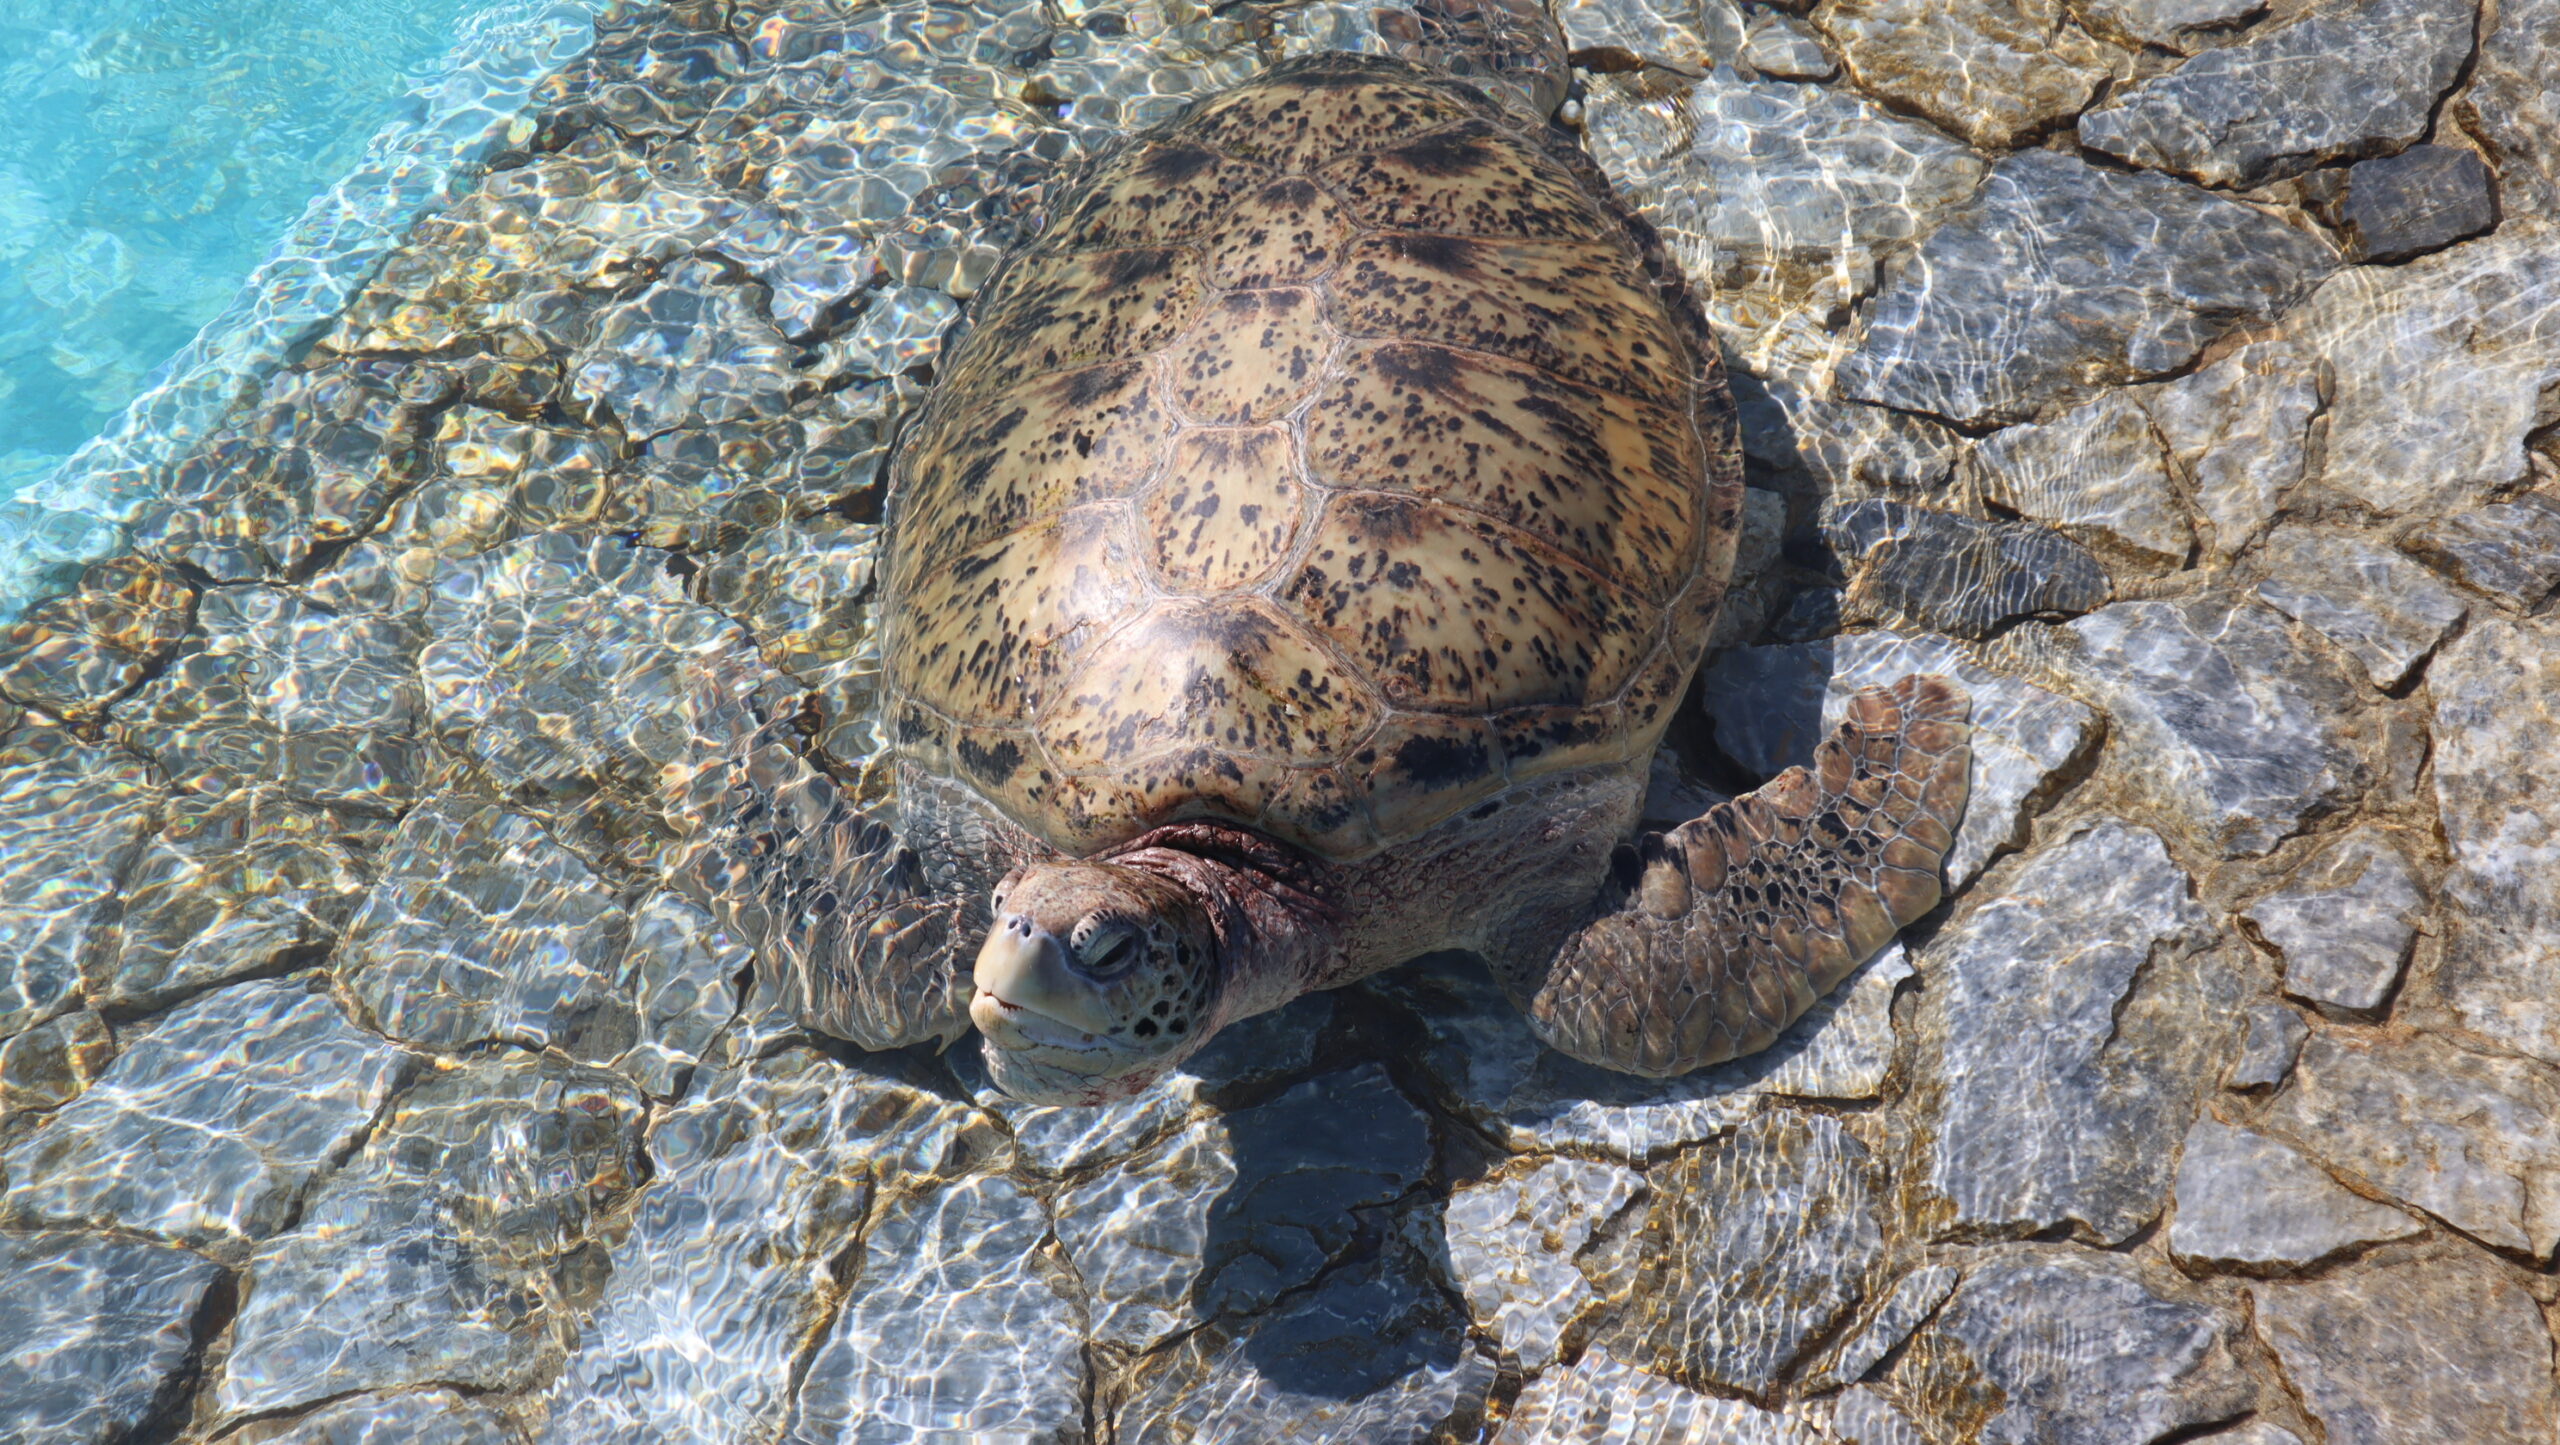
[{"left": 971, "top": 914, "right": 1120, "bottom": 1038}]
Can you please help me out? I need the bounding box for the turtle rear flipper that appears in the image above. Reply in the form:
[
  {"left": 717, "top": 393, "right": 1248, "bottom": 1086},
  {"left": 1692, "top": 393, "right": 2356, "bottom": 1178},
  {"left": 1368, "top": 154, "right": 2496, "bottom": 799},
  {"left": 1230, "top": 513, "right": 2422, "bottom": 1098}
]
[
  {"left": 1520, "top": 675, "right": 1971, "bottom": 1077},
  {"left": 676, "top": 717, "right": 972, "bottom": 1053}
]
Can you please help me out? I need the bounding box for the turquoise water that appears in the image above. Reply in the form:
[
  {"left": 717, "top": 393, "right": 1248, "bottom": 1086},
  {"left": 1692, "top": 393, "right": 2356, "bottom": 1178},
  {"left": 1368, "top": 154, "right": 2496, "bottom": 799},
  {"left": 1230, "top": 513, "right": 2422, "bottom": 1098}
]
[{"left": 0, "top": 0, "right": 495, "bottom": 493}]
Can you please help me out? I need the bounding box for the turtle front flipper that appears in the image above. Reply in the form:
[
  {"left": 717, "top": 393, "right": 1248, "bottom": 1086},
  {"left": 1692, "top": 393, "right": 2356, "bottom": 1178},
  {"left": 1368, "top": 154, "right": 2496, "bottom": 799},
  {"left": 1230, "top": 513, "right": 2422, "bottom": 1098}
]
[
  {"left": 678, "top": 720, "right": 972, "bottom": 1053},
  {"left": 1519, "top": 675, "right": 1971, "bottom": 1077}
]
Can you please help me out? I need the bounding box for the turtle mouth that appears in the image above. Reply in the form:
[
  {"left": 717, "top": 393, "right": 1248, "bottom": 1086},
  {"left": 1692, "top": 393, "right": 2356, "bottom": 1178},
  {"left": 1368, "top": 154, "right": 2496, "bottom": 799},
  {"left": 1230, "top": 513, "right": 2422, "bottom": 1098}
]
[{"left": 969, "top": 987, "right": 1116, "bottom": 1054}]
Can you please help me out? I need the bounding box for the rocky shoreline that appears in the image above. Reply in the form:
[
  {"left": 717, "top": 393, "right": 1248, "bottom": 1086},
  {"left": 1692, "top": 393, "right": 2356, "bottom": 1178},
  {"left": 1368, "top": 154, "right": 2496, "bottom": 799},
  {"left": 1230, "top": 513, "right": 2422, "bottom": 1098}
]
[{"left": 1, "top": 0, "right": 2556, "bottom": 1440}]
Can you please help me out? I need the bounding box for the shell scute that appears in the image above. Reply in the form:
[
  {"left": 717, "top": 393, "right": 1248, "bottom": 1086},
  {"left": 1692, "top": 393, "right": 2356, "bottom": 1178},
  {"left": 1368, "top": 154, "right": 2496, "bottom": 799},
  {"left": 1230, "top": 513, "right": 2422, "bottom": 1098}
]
[
  {"left": 1328, "top": 234, "right": 1687, "bottom": 405},
  {"left": 1035, "top": 597, "right": 1380, "bottom": 767},
  {"left": 1183, "top": 75, "right": 1482, "bottom": 172},
  {"left": 896, "top": 507, "right": 1139, "bottom": 724},
  {"left": 1279, "top": 492, "right": 1654, "bottom": 713},
  {"left": 1303, "top": 340, "right": 1700, "bottom": 600},
  {"left": 1165, "top": 287, "right": 1334, "bottom": 425},
  {"left": 1141, "top": 427, "right": 1306, "bottom": 592},
  {"left": 892, "top": 361, "right": 1172, "bottom": 570},
  {"left": 1201, "top": 176, "right": 1355, "bottom": 289},
  {"left": 1311, "top": 119, "right": 1603, "bottom": 239},
  {"left": 946, "top": 246, "right": 1206, "bottom": 389},
  {"left": 1050, "top": 142, "right": 1270, "bottom": 252}
]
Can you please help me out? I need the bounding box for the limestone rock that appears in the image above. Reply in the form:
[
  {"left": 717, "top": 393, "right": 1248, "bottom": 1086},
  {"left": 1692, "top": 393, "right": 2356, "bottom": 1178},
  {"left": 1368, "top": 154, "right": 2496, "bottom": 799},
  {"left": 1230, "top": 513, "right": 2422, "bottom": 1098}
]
[
  {"left": 1444, "top": 1155, "right": 1643, "bottom": 1370},
  {"left": 2254, "top": 529, "right": 2467, "bottom": 689},
  {"left": 789, "top": 1174, "right": 1084, "bottom": 1444},
  {"left": 2244, "top": 828, "right": 2427, "bottom": 1011},
  {"left": 1054, "top": 1063, "right": 1431, "bottom": 1350},
  {"left": 1700, "top": 628, "right": 2100, "bottom": 885},
  {"left": 2057, "top": 599, "right": 2366, "bottom": 859},
  {"left": 2139, "top": 340, "right": 2320, "bottom": 560},
  {"left": 1112, "top": 1240, "right": 1496, "bottom": 1445},
  {"left": 1583, "top": 70, "right": 1984, "bottom": 373},
  {"left": 1813, "top": 0, "right": 2118, "bottom": 148},
  {"left": 1830, "top": 1387, "right": 1932, "bottom": 1445},
  {"left": 90, "top": 786, "right": 371, "bottom": 1015},
  {"left": 2271, "top": 1030, "right": 2560, "bottom": 1257},
  {"left": 1905, "top": 820, "right": 2228, "bottom": 1243},
  {"left": 2226, "top": 999, "right": 2309, "bottom": 1090},
  {"left": 2078, "top": 0, "right": 2475, "bottom": 187},
  {"left": 2279, "top": 222, "right": 2560, "bottom": 516},
  {"left": 1, "top": 980, "right": 411, "bottom": 1255},
  {"left": 219, "top": 1055, "right": 650, "bottom": 1417},
  {"left": 1801, "top": 1263, "right": 1962, "bottom": 1391},
  {"left": 2255, "top": 1251, "right": 2559, "bottom": 1441},
  {"left": 1557, "top": 0, "right": 1742, "bottom": 69},
  {"left": 1732, "top": 374, "right": 1964, "bottom": 498},
  {"left": 1838, "top": 150, "right": 2335, "bottom": 425},
  {"left": 2427, "top": 616, "right": 2560, "bottom": 1066},
  {"left": 0, "top": 1231, "right": 225, "bottom": 1445},
  {"left": 1968, "top": 390, "right": 2192, "bottom": 564},
  {"left": 2168, "top": 1120, "right": 2420, "bottom": 1269},
  {"left": 1612, "top": 1112, "right": 1887, "bottom": 1396},
  {"left": 0, "top": 1011, "right": 114, "bottom": 1123},
  {"left": 572, "top": 257, "right": 806, "bottom": 434},
  {"left": 0, "top": 555, "right": 194, "bottom": 726},
  {"left": 2073, "top": 0, "right": 2263, "bottom": 51},
  {"left": 539, "top": 1051, "right": 984, "bottom": 1443},
  {"left": 1897, "top": 1250, "right": 2251, "bottom": 1445},
  {"left": 2463, "top": 0, "right": 2560, "bottom": 213},
  {"left": 1823, "top": 501, "right": 2113, "bottom": 640},
  {"left": 1491, "top": 1349, "right": 1825, "bottom": 1443},
  {"left": 2401, "top": 493, "right": 2560, "bottom": 611},
  {"left": 225, "top": 1391, "right": 519, "bottom": 1445},
  {"left": 117, "top": 586, "right": 426, "bottom": 811},
  {"left": 2302, "top": 145, "right": 2500, "bottom": 264},
  {"left": 0, "top": 724, "right": 154, "bottom": 1040},
  {"left": 1374, "top": 945, "right": 1909, "bottom": 1157}
]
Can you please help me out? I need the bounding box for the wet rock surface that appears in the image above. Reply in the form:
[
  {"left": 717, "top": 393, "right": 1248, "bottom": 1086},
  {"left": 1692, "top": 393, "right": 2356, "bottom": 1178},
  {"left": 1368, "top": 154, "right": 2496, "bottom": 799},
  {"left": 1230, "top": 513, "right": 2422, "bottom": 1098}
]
[{"left": 0, "top": 0, "right": 2552, "bottom": 1435}]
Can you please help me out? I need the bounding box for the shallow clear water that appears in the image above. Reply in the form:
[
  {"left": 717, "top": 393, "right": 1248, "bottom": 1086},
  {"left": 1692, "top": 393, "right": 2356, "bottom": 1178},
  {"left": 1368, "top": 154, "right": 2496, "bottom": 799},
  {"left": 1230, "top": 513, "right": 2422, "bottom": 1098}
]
[{"left": 0, "top": 0, "right": 494, "bottom": 491}]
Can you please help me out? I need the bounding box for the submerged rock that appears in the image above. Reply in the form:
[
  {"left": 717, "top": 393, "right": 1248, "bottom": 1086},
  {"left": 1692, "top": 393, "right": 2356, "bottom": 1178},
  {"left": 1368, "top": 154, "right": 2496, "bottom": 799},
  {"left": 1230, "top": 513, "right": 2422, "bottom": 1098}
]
[
  {"left": 2271, "top": 1030, "right": 2560, "bottom": 1258},
  {"left": 1813, "top": 0, "right": 2118, "bottom": 148},
  {"left": 2168, "top": 1120, "right": 2420, "bottom": 1269},
  {"left": 2226, "top": 999, "right": 2309, "bottom": 1091},
  {"left": 2401, "top": 493, "right": 2560, "bottom": 612},
  {"left": 1492, "top": 1348, "right": 1824, "bottom": 1443},
  {"left": 2078, "top": 0, "right": 2475, "bottom": 187},
  {"left": 1896, "top": 1249, "right": 2252, "bottom": 1444},
  {"left": 1113, "top": 1240, "right": 1495, "bottom": 1445},
  {"left": 2254, "top": 528, "right": 2468, "bottom": 689},
  {"left": 2460, "top": 0, "right": 2560, "bottom": 214},
  {"left": 2254, "top": 1251, "right": 2559, "bottom": 1441},
  {"left": 1444, "top": 1155, "right": 1644, "bottom": 1370},
  {"left": 2243, "top": 827, "right": 2428, "bottom": 1011},
  {"left": 0, "top": 724, "right": 155, "bottom": 1041},
  {"left": 2139, "top": 339, "right": 2321, "bottom": 560},
  {"left": 1903, "top": 820, "right": 2229, "bottom": 1243},
  {"left": 1821, "top": 502, "right": 2113, "bottom": 640},
  {"left": 2427, "top": 616, "right": 2560, "bottom": 1068},
  {"left": 1610, "top": 1111, "right": 1887, "bottom": 1397},
  {"left": 1837, "top": 150, "right": 2334, "bottom": 425},
  {"left": 1966, "top": 390, "right": 2191, "bottom": 564},
  {"left": 1, "top": 980, "right": 411, "bottom": 1255},
  {"left": 2056, "top": 599, "right": 2366, "bottom": 859},
  {"left": 2301, "top": 145, "right": 2501, "bottom": 264},
  {"left": 0, "top": 556, "right": 194, "bottom": 726},
  {"left": 223, "top": 1391, "right": 520, "bottom": 1445},
  {"left": 789, "top": 1174, "right": 1084, "bottom": 1444},
  {"left": 0, "top": 1231, "right": 225, "bottom": 1445}
]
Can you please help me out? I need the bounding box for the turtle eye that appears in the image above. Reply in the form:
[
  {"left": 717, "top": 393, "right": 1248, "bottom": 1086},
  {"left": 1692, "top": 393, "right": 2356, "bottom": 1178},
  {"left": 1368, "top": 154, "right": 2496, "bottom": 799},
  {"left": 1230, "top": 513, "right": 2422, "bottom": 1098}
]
[{"left": 1073, "top": 918, "right": 1139, "bottom": 978}]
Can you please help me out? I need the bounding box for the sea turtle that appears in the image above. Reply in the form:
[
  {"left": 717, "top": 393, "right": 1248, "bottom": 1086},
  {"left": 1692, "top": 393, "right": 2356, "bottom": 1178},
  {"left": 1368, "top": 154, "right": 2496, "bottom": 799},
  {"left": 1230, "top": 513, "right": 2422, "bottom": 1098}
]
[{"left": 714, "top": 20, "right": 1972, "bottom": 1105}]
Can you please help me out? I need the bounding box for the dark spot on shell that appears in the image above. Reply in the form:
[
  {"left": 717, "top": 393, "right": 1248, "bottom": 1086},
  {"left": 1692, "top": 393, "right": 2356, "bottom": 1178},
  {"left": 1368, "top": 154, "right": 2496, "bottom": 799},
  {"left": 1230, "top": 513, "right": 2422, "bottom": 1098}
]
[
  {"left": 1396, "top": 130, "right": 1494, "bottom": 177},
  {"left": 958, "top": 736, "right": 1024, "bottom": 785},
  {"left": 1140, "top": 144, "right": 1220, "bottom": 184},
  {"left": 1099, "top": 248, "right": 1179, "bottom": 287},
  {"left": 1375, "top": 342, "right": 1467, "bottom": 395},
  {"left": 1390, "top": 233, "right": 1481, "bottom": 275},
  {"left": 1393, "top": 732, "right": 1490, "bottom": 789}
]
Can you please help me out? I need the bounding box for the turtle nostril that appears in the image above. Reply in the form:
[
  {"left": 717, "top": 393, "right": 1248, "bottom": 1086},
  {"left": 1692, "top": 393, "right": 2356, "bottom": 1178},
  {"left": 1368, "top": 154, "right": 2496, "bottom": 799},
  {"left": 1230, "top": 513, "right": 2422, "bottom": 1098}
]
[{"left": 1005, "top": 913, "right": 1035, "bottom": 936}]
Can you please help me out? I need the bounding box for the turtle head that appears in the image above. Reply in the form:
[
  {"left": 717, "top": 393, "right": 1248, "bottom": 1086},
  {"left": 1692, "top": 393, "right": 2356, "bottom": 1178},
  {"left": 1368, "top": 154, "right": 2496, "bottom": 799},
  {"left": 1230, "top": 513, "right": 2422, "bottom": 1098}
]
[{"left": 969, "top": 860, "right": 1225, "bottom": 1104}]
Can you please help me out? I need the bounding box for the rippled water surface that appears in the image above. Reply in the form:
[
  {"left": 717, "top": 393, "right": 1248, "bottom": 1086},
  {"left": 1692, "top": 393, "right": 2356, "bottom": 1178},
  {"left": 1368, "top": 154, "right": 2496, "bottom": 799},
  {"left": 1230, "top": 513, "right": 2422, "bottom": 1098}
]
[{"left": 0, "top": 0, "right": 506, "bottom": 487}]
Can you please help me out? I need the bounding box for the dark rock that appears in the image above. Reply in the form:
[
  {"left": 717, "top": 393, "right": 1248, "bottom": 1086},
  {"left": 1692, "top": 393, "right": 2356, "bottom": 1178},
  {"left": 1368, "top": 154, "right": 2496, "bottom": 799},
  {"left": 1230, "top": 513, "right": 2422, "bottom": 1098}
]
[
  {"left": 1837, "top": 150, "right": 2335, "bottom": 425},
  {"left": 0, "top": 1231, "right": 225, "bottom": 1445},
  {"left": 1824, "top": 501, "right": 2113, "bottom": 638},
  {"left": 1112, "top": 1240, "right": 1496, "bottom": 1445},
  {"left": 1611, "top": 1112, "right": 1886, "bottom": 1396},
  {"left": 2078, "top": 0, "right": 2475, "bottom": 187},
  {"left": 1904, "top": 820, "right": 2231, "bottom": 1243},
  {"left": 2226, "top": 999, "right": 2310, "bottom": 1091},
  {"left": 2302, "top": 145, "right": 2500, "bottom": 263},
  {"left": 2401, "top": 493, "right": 2560, "bottom": 611},
  {"left": 1897, "top": 1249, "right": 2252, "bottom": 1444},
  {"left": 2255, "top": 1251, "right": 2559, "bottom": 1441}
]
